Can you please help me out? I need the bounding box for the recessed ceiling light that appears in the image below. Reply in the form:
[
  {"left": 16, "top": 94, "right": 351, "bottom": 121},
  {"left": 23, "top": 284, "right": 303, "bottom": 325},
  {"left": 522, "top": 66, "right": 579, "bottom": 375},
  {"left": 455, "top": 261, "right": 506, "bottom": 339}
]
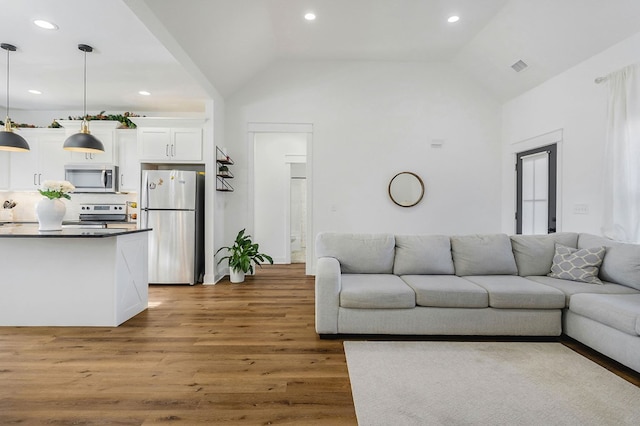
[
  {"left": 138, "top": 90, "right": 151, "bottom": 96},
  {"left": 33, "top": 19, "right": 58, "bottom": 30},
  {"left": 447, "top": 16, "right": 460, "bottom": 23},
  {"left": 28, "top": 89, "right": 42, "bottom": 95},
  {"left": 304, "top": 12, "right": 316, "bottom": 21}
]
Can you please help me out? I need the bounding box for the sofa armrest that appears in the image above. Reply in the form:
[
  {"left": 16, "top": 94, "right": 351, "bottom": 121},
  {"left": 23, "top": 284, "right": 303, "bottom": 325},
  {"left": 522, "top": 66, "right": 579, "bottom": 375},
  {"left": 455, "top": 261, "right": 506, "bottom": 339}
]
[{"left": 315, "top": 257, "right": 341, "bottom": 334}]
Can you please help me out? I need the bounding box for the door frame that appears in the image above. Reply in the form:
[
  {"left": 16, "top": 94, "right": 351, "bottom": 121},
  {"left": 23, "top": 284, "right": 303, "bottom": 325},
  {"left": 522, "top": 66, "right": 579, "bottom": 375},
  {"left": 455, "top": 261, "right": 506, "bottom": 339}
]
[
  {"left": 247, "top": 123, "right": 314, "bottom": 275},
  {"left": 509, "top": 129, "right": 563, "bottom": 234}
]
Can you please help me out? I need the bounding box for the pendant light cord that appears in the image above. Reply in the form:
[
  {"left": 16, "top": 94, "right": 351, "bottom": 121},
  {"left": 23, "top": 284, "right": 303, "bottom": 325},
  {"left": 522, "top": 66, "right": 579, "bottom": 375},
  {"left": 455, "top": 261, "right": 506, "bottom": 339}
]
[
  {"left": 83, "top": 48, "right": 87, "bottom": 120},
  {"left": 5, "top": 45, "right": 10, "bottom": 120}
]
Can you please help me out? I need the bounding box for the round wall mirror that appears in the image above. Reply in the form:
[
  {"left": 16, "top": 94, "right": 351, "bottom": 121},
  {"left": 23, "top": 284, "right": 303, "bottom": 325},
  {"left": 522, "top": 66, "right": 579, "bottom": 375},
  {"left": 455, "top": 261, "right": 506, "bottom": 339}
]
[{"left": 388, "top": 172, "right": 425, "bottom": 207}]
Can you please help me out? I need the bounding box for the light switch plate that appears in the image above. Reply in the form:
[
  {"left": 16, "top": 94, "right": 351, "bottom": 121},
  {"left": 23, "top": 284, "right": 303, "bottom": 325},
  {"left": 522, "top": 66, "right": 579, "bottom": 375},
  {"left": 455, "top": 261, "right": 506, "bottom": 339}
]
[{"left": 573, "top": 204, "right": 589, "bottom": 215}]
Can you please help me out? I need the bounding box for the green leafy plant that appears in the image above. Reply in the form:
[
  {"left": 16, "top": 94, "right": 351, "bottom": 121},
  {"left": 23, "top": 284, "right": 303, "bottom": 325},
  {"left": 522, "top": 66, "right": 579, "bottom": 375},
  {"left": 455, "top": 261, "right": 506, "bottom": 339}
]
[
  {"left": 51, "top": 111, "right": 143, "bottom": 128},
  {"left": 215, "top": 229, "right": 273, "bottom": 274}
]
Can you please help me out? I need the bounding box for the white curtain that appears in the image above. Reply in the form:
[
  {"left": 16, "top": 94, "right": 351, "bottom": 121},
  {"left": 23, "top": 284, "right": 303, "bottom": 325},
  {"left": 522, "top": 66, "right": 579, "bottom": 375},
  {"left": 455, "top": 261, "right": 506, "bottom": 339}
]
[{"left": 602, "top": 64, "right": 640, "bottom": 243}]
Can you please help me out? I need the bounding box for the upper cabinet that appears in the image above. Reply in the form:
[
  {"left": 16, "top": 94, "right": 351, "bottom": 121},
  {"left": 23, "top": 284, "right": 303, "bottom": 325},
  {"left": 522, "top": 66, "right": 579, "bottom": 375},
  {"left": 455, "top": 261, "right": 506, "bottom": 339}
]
[
  {"left": 9, "top": 129, "right": 71, "bottom": 190},
  {"left": 0, "top": 151, "right": 9, "bottom": 190},
  {"left": 130, "top": 117, "right": 206, "bottom": 163},
  {"left": 57, "top": 120, "right": 120, "bottom": 164},
  {"left": 116, "top": 129, "right": 139, "bottom": 192}
]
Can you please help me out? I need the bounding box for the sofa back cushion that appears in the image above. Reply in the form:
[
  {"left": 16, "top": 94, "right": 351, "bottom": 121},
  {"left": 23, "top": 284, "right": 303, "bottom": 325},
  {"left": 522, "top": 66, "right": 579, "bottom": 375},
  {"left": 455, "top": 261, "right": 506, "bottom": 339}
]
[
  {"left": 451, "top": 234, "right": 518, "bottom": 276},
  {"left": 510, "top": 232, "right": 579, "bottom": 276},
  {"left": 315, "top": 232, "right": 395, "bottom": 274},
  {"left": 578, "top": 233, "right": 640, "bottom": 290},
  {"left": 393, "top": 235, "right": 455, "bottom": 275}
]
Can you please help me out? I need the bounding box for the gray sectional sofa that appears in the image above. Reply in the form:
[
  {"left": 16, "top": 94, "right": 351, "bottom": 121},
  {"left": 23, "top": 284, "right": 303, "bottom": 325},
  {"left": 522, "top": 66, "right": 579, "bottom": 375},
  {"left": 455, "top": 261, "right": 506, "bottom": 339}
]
[{"left": 314, "top": 232, "right": 640, "bottom": 373}]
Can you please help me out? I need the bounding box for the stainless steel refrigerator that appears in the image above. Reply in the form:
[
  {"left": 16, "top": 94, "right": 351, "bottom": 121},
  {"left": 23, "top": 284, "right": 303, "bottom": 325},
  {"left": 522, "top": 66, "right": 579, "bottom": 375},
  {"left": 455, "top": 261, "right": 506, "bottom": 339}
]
[{"left": 141, "top": 170, "right": 205, "bottom": 284}]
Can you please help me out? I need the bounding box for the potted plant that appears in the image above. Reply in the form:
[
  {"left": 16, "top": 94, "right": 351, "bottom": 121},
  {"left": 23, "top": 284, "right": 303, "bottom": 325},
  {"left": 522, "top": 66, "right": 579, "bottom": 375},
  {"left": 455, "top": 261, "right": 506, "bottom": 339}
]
[{"left": 215, "top": 229, "right": 273, "bottom": 283}]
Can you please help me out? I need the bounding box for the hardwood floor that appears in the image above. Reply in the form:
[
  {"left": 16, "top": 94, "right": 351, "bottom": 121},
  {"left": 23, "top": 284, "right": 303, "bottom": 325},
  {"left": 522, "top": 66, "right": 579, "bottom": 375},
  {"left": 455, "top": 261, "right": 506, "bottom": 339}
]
[
  {"left": 0, "top": 264, "right": 356, "bottom": 425},
  {"left": 1, "top": 264, "right": 638, "bottom": 425}
]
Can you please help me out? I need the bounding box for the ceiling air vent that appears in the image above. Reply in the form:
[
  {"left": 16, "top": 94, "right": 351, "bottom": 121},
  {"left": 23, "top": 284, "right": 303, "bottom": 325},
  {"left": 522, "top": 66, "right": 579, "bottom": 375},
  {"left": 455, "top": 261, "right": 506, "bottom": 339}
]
[{"left": 511, "top": 60, "right": 528, "bottom": 72}]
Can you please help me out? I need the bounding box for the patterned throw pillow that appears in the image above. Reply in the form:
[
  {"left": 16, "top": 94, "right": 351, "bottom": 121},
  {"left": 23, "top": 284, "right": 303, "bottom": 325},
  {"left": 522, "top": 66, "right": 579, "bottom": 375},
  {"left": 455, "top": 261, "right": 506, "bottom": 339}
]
[{"left": 548, "top": 244, "right": 606, "bottom": 284}]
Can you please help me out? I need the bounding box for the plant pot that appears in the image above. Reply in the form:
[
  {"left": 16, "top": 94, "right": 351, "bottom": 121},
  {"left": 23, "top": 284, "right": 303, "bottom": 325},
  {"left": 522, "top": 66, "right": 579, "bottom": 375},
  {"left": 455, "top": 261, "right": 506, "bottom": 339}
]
[
  {"left": 230, "top": 268, "right": 245, "bottom": 283},
  {"left": 35, "top": 198, "right": 66, "bottom": 231}
]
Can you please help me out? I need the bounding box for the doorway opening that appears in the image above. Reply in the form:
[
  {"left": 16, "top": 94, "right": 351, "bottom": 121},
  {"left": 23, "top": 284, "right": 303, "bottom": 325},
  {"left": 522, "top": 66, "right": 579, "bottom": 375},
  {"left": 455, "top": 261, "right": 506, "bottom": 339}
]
[
  {"left": 516, "top": 143, "right": 557, "bottom": 235},
  {"left": 249, "top": 124, "right": 313, "bottom": 274}
]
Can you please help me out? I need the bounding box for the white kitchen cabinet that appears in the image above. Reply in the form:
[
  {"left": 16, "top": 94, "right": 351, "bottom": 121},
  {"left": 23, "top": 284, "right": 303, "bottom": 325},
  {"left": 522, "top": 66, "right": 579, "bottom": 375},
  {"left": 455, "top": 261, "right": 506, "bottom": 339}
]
[
  {"left": 0, "top": 152, "right": 9, "bottom": 190},
  {"left": 9, "top": 129, "right": 70, "bottom": 190},
  {"left": 116, "top": 129, "right": 139, "bottom": 192},
  {"left": 170, "top": 128, "right": 202, "bottom": 161},
  {"left": 129, "top": 117, "right": 206, "bottom": 163},
  {"left": 137, "top": 128, "right": 202, "bottom": 161},
  {"left": 58, "top": 120, "right": 120, "bottom": 164}
]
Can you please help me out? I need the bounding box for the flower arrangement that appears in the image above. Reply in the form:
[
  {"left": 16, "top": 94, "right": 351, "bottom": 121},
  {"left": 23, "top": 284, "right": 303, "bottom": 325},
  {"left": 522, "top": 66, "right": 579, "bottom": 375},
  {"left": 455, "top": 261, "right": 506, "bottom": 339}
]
[{"left": 39, "top": 180, "right": 75, "bottom": 200}]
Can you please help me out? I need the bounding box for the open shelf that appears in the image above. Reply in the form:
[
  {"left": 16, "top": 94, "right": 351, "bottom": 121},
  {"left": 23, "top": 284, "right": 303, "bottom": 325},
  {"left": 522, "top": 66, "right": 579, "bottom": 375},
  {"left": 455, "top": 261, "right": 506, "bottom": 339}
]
[{"left": 216, "top": 146, "right": 235, "bottom": 192}]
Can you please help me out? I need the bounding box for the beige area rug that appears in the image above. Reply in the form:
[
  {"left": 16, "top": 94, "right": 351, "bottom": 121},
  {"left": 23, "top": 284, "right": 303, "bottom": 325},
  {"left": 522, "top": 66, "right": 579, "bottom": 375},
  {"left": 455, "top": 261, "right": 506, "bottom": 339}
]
[{"left": 344, "top": 341, "right": 640, "bottom": 426}]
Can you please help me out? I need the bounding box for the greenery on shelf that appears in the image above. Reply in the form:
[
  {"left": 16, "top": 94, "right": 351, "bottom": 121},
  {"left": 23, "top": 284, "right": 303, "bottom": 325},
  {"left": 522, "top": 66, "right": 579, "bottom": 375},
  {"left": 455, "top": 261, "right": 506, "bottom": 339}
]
[
  {"left": 215, "top": 229, "right": 273, "bottom": 274},
  {"left": 0, "top": 119, "right": 37, "bottom": 128},
  {"left": 50, "top": 111, "right": 143, "bottom": 129}
]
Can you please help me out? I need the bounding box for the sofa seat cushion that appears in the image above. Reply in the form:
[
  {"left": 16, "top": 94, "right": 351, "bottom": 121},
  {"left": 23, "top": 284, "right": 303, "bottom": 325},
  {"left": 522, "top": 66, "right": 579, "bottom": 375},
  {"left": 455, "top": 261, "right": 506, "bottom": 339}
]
[
  {"left": 463, "top": 276, "right": 565, "bottom": 309},
  {"left": 340, "top": 274, "right": 415, "bottom": 309},
  {"left": 570, "top": 293, "right": 640, "bottom": 336},
  {"left": 400, "top": 275, "right": 488, "bottom": 308},
  {"left": 316, "top": 233, "right": 395, "bottom": 274},
  {"left": 393, "top": 235, "right": 455, "bottom": 275},
  {"left": 451, "top": 234, "right": 518, "bottom": 276},
  {"left": 510, "top": 232, "right": 578, "bottom": 276},
  {"left": 525, "top": 276, "right": 639, "bottom": 307}
]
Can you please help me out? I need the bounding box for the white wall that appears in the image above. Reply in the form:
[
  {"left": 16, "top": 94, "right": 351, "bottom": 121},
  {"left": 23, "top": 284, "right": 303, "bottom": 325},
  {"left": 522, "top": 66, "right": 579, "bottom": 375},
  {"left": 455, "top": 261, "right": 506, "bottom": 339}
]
[
  {"left": 225, "top": 60, "right": 502, "bottom": 254},
  {"left": 501, "top": 31, "right": 640, "bottom": 235}
]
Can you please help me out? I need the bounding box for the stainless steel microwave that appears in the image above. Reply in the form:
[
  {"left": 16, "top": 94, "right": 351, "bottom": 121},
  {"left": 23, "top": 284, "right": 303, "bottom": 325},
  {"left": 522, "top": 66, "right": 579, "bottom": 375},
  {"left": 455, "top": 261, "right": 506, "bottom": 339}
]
[{"left": 64, "top": 164, "right": 119, "bottom": 193}]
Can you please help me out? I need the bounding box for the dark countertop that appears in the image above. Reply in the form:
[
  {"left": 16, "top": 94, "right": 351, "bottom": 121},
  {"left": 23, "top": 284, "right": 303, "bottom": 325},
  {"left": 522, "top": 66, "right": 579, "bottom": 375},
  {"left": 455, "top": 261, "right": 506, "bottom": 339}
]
[
  {"left": 0, "top": 223, "right": 151, "bottom": 238},
  {"left": 2, "top": 220, "right": 136, "bottom": 226}
]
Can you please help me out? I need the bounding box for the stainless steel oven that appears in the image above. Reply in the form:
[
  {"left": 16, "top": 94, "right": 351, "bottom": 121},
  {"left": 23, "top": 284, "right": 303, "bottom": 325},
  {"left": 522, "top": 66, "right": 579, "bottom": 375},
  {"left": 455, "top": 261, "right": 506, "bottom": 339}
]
[
  {"left": 64, "top": 164, "right": 119, "bottom": 193},
  {"left": 78, "top": 203, "right": 127, "bottom": 222}
]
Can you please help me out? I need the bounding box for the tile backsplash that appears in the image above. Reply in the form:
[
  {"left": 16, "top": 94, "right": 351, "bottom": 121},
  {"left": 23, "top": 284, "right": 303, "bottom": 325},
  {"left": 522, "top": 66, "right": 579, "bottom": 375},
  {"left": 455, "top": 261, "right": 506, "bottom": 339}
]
[{"left": 0, "top": 191, "right": 138, "bottom": 222}]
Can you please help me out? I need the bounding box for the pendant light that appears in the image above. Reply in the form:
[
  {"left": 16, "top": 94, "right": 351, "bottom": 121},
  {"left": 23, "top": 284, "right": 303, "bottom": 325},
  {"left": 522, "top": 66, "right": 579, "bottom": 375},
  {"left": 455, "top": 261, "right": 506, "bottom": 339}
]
[
  {"left": 0, "top": 43, "right": 29, "bottom": 152},
  {"left": 63, "top": 44, "right": 104, "bottom": 153}
]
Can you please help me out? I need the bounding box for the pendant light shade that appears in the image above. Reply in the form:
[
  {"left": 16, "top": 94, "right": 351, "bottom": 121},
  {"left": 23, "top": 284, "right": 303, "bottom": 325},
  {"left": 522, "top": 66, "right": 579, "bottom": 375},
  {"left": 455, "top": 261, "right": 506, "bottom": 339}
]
[
  {"left": 63, "top": 44, "right": 104, "bottom": 153},
  {"left": 0, "top": 43, "right": 30, "bottom": 152}
]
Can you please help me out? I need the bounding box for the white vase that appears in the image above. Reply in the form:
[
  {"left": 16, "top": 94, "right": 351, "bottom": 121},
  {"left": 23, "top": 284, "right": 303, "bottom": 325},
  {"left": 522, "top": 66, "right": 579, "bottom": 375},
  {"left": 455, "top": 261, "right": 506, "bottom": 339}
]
[
  {"left": 230, "top": 268, "right": 245, "bottom": 283},
  {"left": 36, "top": 198, "right": 66, "bottom": 231}
]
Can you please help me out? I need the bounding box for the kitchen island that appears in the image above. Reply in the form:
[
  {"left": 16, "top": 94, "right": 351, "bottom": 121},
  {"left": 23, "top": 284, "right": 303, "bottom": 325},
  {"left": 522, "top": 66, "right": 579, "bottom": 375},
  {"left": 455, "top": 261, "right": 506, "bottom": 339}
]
[{"left": 0, "top": 224, "right": 150, "bottom": 326}]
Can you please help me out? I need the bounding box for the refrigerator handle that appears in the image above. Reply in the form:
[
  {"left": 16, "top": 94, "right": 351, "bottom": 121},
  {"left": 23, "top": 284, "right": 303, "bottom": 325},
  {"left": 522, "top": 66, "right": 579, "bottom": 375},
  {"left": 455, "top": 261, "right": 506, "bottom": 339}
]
[{"left": 144, "top": 173, "right": 150, "bottom": 210}]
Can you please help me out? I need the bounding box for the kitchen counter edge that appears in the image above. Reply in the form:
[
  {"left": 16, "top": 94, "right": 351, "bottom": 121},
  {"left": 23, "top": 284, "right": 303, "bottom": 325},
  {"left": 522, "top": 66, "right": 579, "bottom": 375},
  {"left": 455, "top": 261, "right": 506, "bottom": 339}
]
[{"left": 0, "top": 225, "right": 151, "bottom": 238}]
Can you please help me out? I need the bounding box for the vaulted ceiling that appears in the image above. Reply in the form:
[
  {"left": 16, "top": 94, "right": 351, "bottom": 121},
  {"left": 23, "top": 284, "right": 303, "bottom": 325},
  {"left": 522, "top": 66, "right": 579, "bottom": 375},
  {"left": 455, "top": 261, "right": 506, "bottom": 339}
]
[{"left": 2, "top": 0, "right": 640, "bottom": 114}]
